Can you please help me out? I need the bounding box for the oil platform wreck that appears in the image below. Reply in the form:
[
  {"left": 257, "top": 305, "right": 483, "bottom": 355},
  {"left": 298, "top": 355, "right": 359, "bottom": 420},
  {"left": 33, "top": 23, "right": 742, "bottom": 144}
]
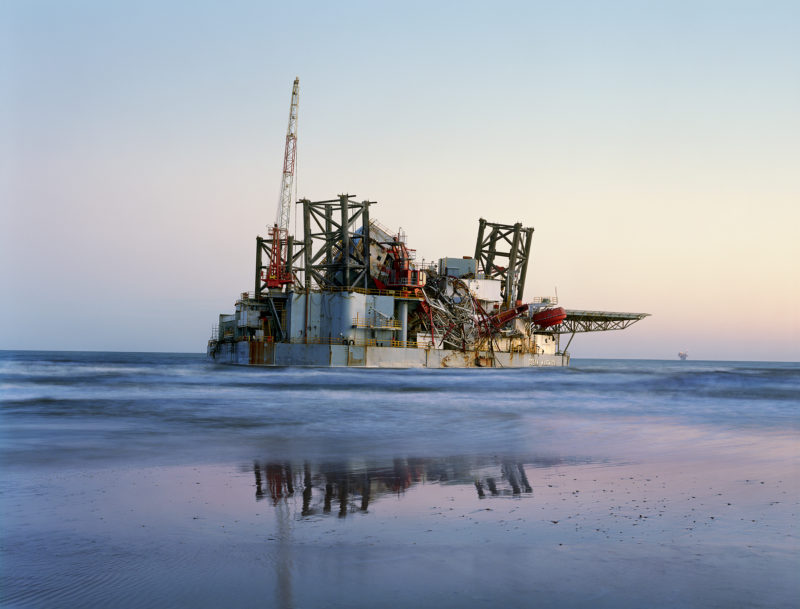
[{"left": 207, "top": 79, "right": 648, "bottom": 367}]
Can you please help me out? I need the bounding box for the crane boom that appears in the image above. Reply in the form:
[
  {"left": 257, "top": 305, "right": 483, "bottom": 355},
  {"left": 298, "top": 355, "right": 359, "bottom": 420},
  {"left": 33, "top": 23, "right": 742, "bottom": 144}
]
[
  {"left": 262, "top": 78, "right": 299, "bottom": 291},
  {"left": 275, "top": 77, "right": 299, "bottom": 231}
]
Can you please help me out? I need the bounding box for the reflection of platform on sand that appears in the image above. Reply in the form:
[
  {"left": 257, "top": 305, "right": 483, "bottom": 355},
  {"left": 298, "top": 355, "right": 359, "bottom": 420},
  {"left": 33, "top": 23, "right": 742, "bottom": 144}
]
[{"left": 253, "top": 455, "right": 591, "bottom": 517}]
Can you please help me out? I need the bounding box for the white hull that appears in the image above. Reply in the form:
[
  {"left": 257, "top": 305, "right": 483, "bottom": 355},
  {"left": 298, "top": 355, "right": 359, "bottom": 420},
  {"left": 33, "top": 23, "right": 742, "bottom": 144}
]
[{"left": 207, "top": 341, "right": 569, "bottom": 368}]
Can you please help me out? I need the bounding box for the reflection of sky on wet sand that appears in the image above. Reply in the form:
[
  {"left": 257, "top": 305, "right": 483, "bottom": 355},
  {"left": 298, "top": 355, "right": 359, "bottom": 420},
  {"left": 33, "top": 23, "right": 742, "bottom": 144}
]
[{"left": 3, "top": 430, "right": 798, "bottom": 609}]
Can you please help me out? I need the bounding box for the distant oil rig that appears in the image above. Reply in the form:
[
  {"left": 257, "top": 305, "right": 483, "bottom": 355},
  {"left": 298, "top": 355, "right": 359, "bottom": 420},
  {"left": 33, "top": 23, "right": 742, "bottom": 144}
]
[{"left": 206, "top": 79, "right": 648, "bottom": 367}]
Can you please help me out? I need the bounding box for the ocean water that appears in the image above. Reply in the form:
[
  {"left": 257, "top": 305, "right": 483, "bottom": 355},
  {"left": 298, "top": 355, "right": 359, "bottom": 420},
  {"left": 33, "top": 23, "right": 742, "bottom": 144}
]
[
  {"left": 1, "top": 351, "right": 798, "bottom": 608},
  {"left": 3, "top": 351, "right": 798, "bottom": 466}
]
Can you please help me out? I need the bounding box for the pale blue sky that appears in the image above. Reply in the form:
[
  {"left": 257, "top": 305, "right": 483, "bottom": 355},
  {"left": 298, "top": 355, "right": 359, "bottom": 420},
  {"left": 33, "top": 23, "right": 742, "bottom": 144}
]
[{"left": 2, "top": 0, "right": 798, "bottom": 359}]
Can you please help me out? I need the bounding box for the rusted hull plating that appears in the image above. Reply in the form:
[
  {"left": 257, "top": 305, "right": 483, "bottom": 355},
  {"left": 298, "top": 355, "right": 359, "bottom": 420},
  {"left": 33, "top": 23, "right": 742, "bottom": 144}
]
[{"left": 208, "top": 341, "right": 569, "bottom": 368}]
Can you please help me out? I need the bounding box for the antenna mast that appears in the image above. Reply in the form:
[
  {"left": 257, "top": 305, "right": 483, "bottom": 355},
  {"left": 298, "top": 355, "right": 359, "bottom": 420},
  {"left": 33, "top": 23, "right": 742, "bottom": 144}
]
[{"left": 275, "top": 77, "right": 299, "bottom": 231}]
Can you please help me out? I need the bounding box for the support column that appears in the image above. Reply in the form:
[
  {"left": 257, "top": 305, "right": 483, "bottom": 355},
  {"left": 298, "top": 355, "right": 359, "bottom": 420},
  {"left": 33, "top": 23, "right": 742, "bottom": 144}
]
[
  {"left": 285, "top": 235, "right": 293, "bottom": 283},
  {"left": 324, "top": 206, "right": 333, "bottom": 273},
  {"left": 506, "top": 223, "right": 521, "bottom": 307},
  {"left": 516, "top": 227, "right": 534, "bottom": 301},
  {"left": 340, "top": 194, "right": 350, "bottom": 287},
  {"left": 255, "top": 236, "right": 263, "bottom": 298},
  {"left": 474, "top": 218, "right": 486, "bottom": 266},
  {"left": 302, "top": 199, "right": 312, "bottom": 343},
  {"left": 302, "top": 199, "right": 312, "bottom": 292},
  {"left": 362, "top": 201, "right": 371, "bottom": 290},
  {"left": 399, "top": 300, "right": 408, "bottom": 345},
  {"left": 486, "top": 227, "right": 499, "bottom": 282}
]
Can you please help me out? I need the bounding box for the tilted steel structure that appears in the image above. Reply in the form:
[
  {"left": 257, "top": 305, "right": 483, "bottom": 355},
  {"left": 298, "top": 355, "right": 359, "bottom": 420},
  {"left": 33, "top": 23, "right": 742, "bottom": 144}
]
[{"left": 473, "top": 219, "right": 534, "bottom": 308}]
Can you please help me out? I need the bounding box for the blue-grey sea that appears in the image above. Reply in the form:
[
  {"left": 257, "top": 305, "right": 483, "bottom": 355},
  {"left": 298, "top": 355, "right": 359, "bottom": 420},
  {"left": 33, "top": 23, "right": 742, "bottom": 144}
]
[{"left": 1, "top": 351, "right": 798, "bottom": 608}]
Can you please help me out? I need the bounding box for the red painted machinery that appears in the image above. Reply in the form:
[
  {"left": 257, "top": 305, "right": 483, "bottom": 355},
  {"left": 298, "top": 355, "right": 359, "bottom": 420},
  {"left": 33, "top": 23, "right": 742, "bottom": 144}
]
[
  {"left": 261, "top": 225, "right": 293, "bottom": 288},
  {"left": 532, "top": 306, "right": 567, "bottom": 328},
  {"left": 384, "top": 238, "right": 425, "bottom": 289}
]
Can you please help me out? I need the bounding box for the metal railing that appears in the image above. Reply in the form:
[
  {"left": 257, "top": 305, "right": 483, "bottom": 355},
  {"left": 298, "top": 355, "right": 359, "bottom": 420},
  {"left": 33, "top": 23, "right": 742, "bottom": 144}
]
[
  {"left": 237, "top": 286, "right": 423, "bottom": 301},
  {"left": 352, "top": 313, "right": 401, "bottom": 329},
  {"left": 214, "top": 333, "right": 421, "bottom": 349},
  {"left": 319, "top": 286, "right": 422, "bottom": 298},
  {"left": 286, "top": 336, "right": 419, "bottom": 348}
]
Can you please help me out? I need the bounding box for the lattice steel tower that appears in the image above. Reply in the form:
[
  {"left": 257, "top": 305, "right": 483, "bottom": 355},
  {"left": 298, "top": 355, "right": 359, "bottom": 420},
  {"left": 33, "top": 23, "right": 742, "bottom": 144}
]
[{"left": 275, "top": 77, "right": 299, "bottom": 231}]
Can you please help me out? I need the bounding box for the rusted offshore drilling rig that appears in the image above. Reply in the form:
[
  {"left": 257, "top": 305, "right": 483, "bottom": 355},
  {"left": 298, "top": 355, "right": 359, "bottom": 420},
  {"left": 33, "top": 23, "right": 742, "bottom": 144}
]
[{"left": 206, "top": 79, "right": 648, "bottom": 367}]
